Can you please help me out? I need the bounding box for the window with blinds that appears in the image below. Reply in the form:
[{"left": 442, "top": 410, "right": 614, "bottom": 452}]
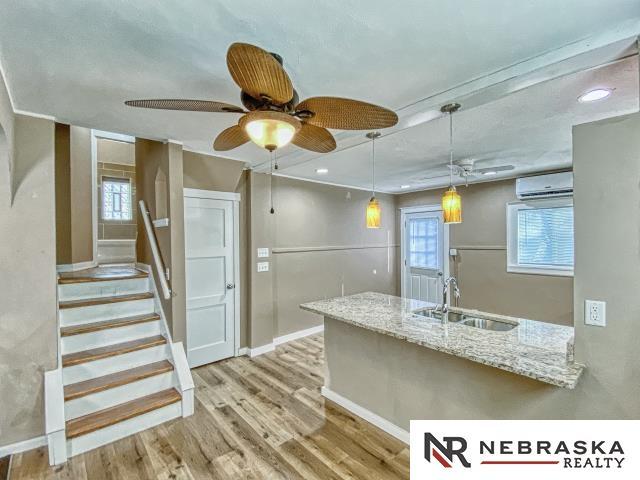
[{"left": 507, "top": 199, "right": 574, "bottom": 276}]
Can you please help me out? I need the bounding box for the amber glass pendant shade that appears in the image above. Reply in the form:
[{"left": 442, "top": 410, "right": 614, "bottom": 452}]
[
  {"left": 442, "top": 186, "right": 462, "bottom": 224},
  {"left": 366, "top": 196, "right": 381, "bottom": 228}
]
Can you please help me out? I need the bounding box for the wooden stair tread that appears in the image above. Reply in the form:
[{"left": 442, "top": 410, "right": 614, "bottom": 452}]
[
  {"left": 66, "top": 388, "right": 181, "bottom": 439},
  {"left": 64, "top": 360, "right": 174, "bottom": 401},
  {"left": 61, "top": 313, "right": 161, "bottom": 337},
  {"left": 58, "top": 267, "right": 148, "bottom": 284},
  {"left": 59, "top": 292, "right": 153, "bottom": 309},
  {"left": 62, "top": 335, "right": 167, "bottom": 367}
]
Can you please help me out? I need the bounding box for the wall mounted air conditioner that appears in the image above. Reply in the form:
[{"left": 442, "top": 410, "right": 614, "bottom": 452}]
[{"left": 516, "top": 172, "right": 573, "bottom": 199}]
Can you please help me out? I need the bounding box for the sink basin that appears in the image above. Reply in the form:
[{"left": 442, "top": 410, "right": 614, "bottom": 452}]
[
  {"left": 414, "top": 309, "right": 465, "bottom": 322},
  {"left": 462, "top": 318, "right": 517, "bottom": 332}
]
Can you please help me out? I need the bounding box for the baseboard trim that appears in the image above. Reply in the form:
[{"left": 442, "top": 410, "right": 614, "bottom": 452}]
[
  {"left": 274, "top": 324, "right": 324, "bottom": 346},
  {"left": 246, "top": 324, "right": 325, "bottom": 358},
  {"left": 248, "top": 343, "right": 275, "bottom": 358},
  {"left": 321, "top": 386, "right": 409, "bottom": 445},
  {"left": 0, "top": 435, "right": 47, "bottom": 457},
  {"left": 237, "top": 347, "right": 249, "bottom": 356},
  {"left": 57, "top": 261, "right": 97, "bottom": 273}
]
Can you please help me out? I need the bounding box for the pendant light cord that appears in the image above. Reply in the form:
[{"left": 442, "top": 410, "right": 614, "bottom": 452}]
[
  {"left": 449, "top": 111, "right": 454, "bottom": 187},
  {"left": 371, "top": 135, "right": 376, "bottom": 198}
]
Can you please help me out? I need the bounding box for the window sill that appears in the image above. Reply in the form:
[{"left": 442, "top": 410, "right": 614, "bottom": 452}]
[{"left": 507, "top": 265, "right": 574, "bottom": 277}]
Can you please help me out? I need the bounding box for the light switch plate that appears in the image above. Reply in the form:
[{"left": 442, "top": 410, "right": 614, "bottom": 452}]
[
  {"left": 257, "top": 261, "right": 269, "bottom": 273},
  {"left": 257, "top": 247, "right": 269, "bottom": 258},
  {"left": 585, "top": 300, "right": 606, "bottom": 327}
]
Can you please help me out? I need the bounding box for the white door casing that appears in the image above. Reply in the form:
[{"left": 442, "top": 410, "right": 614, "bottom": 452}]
[
  {"left": 184, "top": 189, "right": 240, "bottom": 367},
  {"left": 400, "top": 205, "right": 449, "bottom": 303}
]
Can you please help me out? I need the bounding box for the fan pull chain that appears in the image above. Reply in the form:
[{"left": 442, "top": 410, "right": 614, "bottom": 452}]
[{"left": 270, "top": 150, "right": 275, "bottom": 214}]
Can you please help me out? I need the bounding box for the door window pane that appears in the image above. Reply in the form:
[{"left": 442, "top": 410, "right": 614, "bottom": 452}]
[{"left": 409, "top": 217, "right": 439, "bottom": 269}]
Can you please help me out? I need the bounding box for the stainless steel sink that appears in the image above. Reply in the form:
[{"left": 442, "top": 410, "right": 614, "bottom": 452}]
[
  {"left": 461, "top": 318, "right": 517, "bottom": 331},
  {"left": 414, "top": 310, "right": 465, "bottom": 322}
]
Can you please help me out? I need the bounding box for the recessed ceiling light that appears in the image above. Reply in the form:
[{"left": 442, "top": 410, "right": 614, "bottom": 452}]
[
  {"left": 316, "top": 168, "right": 328, "bottom": 174},
  {"left": 400, "top": 185, "right": 411, "bottom": 189},
  {"left": 482, "top": 171, "right": 497, "bottom": 176},
  {"left": 578, "top": 89, "right": 612, "bottom": 103}
]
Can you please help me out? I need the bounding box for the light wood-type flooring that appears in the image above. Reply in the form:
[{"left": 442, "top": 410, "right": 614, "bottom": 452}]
[{"left": 9, "top": 334, "right": 409, "bottom": 479}]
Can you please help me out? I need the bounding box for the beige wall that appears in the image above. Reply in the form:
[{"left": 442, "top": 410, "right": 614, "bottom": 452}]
[
  {"left": 0, "top": 69, "right": 13, "bottom": 201},
  {"left": 69, "top": 126, "right": 94, "bottom": 263},
  {"left": 97, "top": 137, "right": 134, "bottom": 166},
  {"left": 397, "top": 178, "right": 573, "bottom": 324},
  {"left": 324, "top": 112, "right": 640, "bottom": 426},
  {"left": 97, "top": 139, "right": 137, "bottom": 240},
  {"left": 0, "top": 113, "right": 57, "bottom": 447},
  {"left": 55, "top": 123, "right": 72, "bottom": 264},
  {"left": 247, "top": 173, "right": 398, "bottom": 347},
  {"left": 183, "top": 151, "right": 245, "bottom": 192},
  {"left": 54, "top": 124, "right": 94, "bottom": 265},
  {"left": 135, "top": 139, "right": 186, "bottom": 342}
]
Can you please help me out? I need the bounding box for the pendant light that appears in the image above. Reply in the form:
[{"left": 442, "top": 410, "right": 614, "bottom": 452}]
[
  {"left": 365, "top": 132, "right": 382, "bottom": 228},
  {"left": 440, "top": 103, "right": 462, "bottom": 224}
]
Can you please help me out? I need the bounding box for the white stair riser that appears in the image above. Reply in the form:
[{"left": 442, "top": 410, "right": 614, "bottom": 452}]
[
  {"left": 65, "top": 371, "right": 177, "bottom": 420},
  {"left": 58, "top": 278, "right": 149, "bottom": 301},
  {"left": 66, "top": 401, "right": 182, "bottom": 458},
  {"left": 63, "top": 344, "right": 170, "bottom": 385},
  {"left": 61, "top": 321, "right": 163, "bottom": 355},
  {"left": 60, "top": 299, "right": 155, "bottom": 326}
]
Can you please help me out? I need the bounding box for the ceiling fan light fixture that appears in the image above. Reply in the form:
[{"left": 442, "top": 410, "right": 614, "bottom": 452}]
[{"left": 239, "top": 111, "right": 301, "bottom": 151}]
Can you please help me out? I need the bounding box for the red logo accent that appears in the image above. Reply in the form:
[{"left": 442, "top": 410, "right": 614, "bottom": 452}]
[{"left": 432, "top": 449, "right": 452, "bottom": 468}]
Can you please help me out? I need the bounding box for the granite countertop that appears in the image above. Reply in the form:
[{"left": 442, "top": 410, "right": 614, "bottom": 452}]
[{"left": 300, "top": 292, "right": 585, "bottom": 389}]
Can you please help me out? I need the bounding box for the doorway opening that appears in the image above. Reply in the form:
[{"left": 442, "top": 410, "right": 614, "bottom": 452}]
[{"left": 92, "top": 130, "right": 137, "bottom": 264}]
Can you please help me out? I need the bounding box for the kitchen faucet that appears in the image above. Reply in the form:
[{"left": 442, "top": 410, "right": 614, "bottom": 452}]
[{"left": 441, "top": 276, "right": 461, "bottom": 320}]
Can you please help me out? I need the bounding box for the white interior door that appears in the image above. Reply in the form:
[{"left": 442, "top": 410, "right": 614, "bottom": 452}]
[
  {"left": 184, "top": 195, "right": 236, "bottom": 367},
  {"left": 403, "top": 209, "right": 447, "bottom": 303}
]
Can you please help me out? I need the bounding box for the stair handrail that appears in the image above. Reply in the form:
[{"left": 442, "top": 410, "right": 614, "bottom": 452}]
[{"left": 138, "top": 200, "right": 172, "bottom": 299}]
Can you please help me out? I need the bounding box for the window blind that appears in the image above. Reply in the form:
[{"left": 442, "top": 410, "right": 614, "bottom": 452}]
[{"left": 517, "top": 206, "right": 574, "bottom": 267}]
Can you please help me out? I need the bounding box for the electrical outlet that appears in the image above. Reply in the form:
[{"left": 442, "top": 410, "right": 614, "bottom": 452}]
[
  {"left": 257, "top": 261, "right": 269, "bottom": 273},
  {"left": 585, "top": 300, "right": 606, "bottom": 327}
]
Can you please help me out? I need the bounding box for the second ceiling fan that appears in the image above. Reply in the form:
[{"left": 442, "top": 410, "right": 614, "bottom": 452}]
[{"left": 126, "top": 43, "right": 399, "bottom": 153}]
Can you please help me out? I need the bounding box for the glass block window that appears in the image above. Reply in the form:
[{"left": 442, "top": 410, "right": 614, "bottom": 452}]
[
  {"left": 102, "top": 177, "right": 132, "bottom": 221},
  {"left": 408, "top": 217, "right": 440, "bottom": 269}
]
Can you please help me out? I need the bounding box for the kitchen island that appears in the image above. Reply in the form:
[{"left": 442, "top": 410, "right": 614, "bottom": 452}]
[{"left": 301, "top": 292, "right": 586, "bottom": 442}]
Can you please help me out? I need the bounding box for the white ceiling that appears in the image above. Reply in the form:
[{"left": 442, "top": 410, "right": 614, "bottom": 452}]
[
  {"left": 282, "top": 56, "right": 639, "bottom": 192},
  {"left": 0, "top": 0, "right": 638, "bottom": 191}
]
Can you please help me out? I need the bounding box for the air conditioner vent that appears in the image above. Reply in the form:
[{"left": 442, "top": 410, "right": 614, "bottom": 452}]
[{"left": 516, "top": 172, "right": 573, "bottom": 200}]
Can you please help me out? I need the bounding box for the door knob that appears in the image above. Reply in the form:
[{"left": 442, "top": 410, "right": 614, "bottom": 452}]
[{"left": 226, "top": 283, "right": 235, "bottom": 290}]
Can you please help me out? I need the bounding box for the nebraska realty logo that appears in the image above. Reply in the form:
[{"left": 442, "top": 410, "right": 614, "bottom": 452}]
[{"left": 410, "top": 420, "right": 640, "bottom": 479}]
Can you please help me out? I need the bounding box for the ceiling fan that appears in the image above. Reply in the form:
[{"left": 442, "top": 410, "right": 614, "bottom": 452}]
[
  {"left": 419, "top": 158, "right": 515, "bottom": 185},
  {"left": 125, "top": 43, "right": 398, "bottom": 154}
]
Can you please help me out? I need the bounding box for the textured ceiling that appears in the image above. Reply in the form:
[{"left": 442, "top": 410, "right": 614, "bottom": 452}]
[
  {"left": 281, "top": 56, "right": 639, "bottom": 192},
  {"left": 0, "top": 0, "right": 638, "bottom": 190}
]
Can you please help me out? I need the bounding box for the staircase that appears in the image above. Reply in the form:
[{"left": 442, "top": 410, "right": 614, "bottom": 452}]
[{"left": 44, "top": 266, "right": 194, "bottom": 465}]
